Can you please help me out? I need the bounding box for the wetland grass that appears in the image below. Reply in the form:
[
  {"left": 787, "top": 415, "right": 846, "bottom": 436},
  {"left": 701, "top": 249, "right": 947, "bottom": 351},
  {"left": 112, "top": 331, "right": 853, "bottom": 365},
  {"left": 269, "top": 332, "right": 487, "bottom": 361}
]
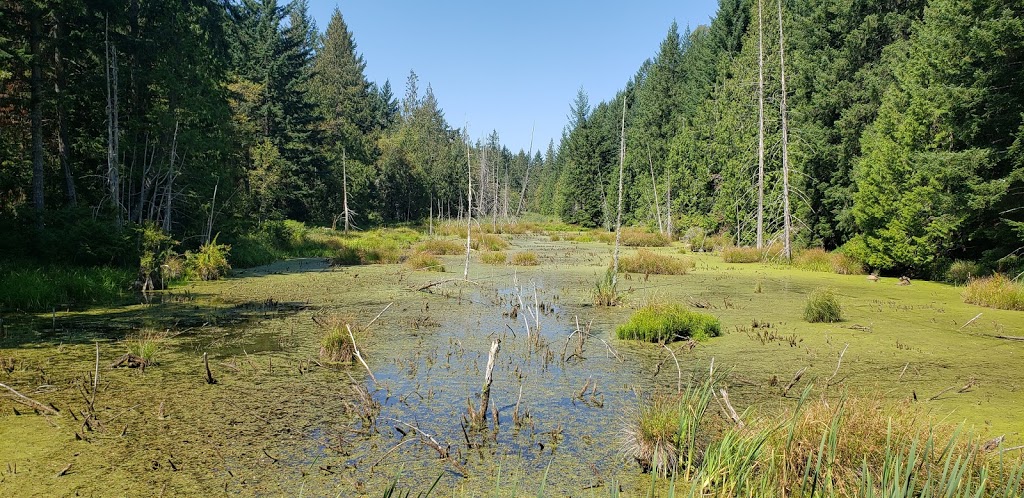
[
  {"left": 510, "top": 251, "right": 539, "bottom": 266},
  {"left": 480, "top": 251, "right": 506, "bottom": 265},
  {"left": 314, "top": 314, "right": 358, "bottom": 363},
  {"left": 616, "top": 304, "right": 720, "bottom": 342},
  {"left": 804, "top": 287, "right": 842, "bottom": 323},
  {"left": 471, "top": 233, "right": 510, "bottom": 251},
  {"left": 413, "top": 238, "right": 464, "bottom": 256},
  {"left": 0, "top": 265, "right": 133, "bottom": 310},
  {"left": 405, "top": 252, "right": 445, "bottom": 272},
  {"left": 618, "top": 249, "right": 693, "bottom": 275},
  {"left": 945, "top": 259, "right": 981, "bottom": 285},
  {"left": 597, "top": 228, "right": 669, "bottom": 247},
  {"left": 721, "top": 245, "right": 763, "bottom": 263},
  {"left": 593, "top": 269, "right": 620, "bottom": 306},
  {"left": 183, "top": 236, "right": 232, "bottom": 280},
  {"left": 792, "top": 248, "right": 864, "bottom": 275},
  {"left": 962, "top": 274, "right": 1024, "bottom": 310},
  {"left": 125, "top": 330, "right": 164, "bottom": 366}
]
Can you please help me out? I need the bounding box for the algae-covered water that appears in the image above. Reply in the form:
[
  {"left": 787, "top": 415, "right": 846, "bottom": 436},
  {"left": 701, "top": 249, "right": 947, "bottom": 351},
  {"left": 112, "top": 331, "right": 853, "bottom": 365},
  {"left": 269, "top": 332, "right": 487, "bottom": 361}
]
[{"left": 1, "top": 235, "right": 1022, "bottom": 496}]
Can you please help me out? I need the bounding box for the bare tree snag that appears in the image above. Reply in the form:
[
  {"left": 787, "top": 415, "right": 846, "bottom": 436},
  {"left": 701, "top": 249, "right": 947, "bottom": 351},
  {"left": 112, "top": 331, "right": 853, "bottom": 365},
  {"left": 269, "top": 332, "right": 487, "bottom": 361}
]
[
  {"left": 778, "top": 0, "right": 793, "bottom": 260},
  {"left": 756, "top": 0, "right": 765, "bottom": 249},
  {"left": 475, "top": 339, "right": 500, "bottom": 426},
  {"left": 611, "top": 98, "right": 627, "bottom": 291}
]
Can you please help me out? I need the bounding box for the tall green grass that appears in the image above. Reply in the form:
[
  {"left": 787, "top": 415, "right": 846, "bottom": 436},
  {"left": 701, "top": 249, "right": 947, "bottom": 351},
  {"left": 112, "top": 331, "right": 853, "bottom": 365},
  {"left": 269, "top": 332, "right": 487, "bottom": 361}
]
[
  {"left": 616, "top": 304, "right": 720, "bottom": 342},
  {"left": 618, "top": 250, "right": 693, "bottom": 275},
  {"left": 0, "top": 265, "right": 133, "bottom": 311},
  {"left": 963, "top": 274, "right": 1024, "bottom": 310},
  {"left": 804, "top": 287, "right": 843, "bottom": 323},
  {"left": 793, "top": 248, "right": 865, "bottom": 275}
]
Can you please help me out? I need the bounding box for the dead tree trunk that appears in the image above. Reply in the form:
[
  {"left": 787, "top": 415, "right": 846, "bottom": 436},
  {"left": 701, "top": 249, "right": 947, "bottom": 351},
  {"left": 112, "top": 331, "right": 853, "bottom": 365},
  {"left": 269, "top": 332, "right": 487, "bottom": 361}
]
[
  {"left": 464, "top": 133, "right": 473, "bottom": 280},
  {"left": 778, "top": 0, "right": 793, "bottom": 261},
  {"left": 756, "top": 0, "right": 766, "bottom": 250},
  {"left": 54, "top": 16, "right": 77, "bottom": 207},
  {"left": 105, "top": 16, "right": 121, "bottom": 226},
  {"left": 611, "top": 98, "right": 627, "bottom": 291},
  {"left": 474, "top": 339, "right": 500, "bottom": 426},
  {"left": 342, "top": 147, "right": 351, "bottom": 234},
  {"left": 647, "top": 144, "right": 663, "bottom": 234}
]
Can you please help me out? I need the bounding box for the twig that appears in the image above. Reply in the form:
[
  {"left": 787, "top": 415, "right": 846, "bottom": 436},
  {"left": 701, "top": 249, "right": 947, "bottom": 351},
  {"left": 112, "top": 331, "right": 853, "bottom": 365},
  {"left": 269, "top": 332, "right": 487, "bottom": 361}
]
[
  {"left": 928, "top": 385, "right": 957, "bottom": 401},
  {"left": 995, "top": 335, "right": 1024, "bottom": 341},
  {"left": 347, "top": 325, "right": 376, "bottom": 385},
  {"left": 415, "top": 278, "right": 479, "bottom": 292},
  {"left": 91, "top": 342, "right": 99, "bottom": 410},
  {"left": 661, "top": 344, "right": 682, "bottom": 394},
  {"left": 825, "top": 344, "right": 849, "bottom": 386},
  {"left": 0, "top": 382, "right": 59, "bottom": 415},
  {"left": 898, "top": 362, "right": 909, "bottom": 381},
  {"left": 361, "top": 302, "right": 393, "bottom": 333},
  {"left": 55, "top": 463, "right": 72, "bottom": 477},
  {"left": 959, "top": 313, "right": 982, "bottom": 330},
  {"left": 599, "top": 338, "right": 623, "bottom": 362},
  {"left": 782, "top": 367, "right": 807, "bottom": 397},
  {"left": 203, "top": 352, "right": 217, "bottom": 384}
]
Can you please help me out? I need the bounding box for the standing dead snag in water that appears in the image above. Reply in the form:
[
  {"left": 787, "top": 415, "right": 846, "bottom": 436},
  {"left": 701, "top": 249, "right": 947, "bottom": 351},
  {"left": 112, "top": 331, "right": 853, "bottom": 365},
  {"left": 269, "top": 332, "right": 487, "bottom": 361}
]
[{"left": 469, "top": 339, "right": 500, "bottom": 427}]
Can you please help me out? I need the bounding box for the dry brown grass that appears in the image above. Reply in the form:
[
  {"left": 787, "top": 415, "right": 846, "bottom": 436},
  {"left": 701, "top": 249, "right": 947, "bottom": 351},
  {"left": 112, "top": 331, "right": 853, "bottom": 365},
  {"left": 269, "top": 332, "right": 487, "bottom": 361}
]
[
  {"left": 721, "top": 246, "right": 763, "bottom": 263},
  {"left": 413, "top": 238, "right": 464, "bottom": 255},
  {"left": 510, "top": 251, "right": 539, "bottom": 266},
  {"left": 618, "top": 250, "right": 693, "bottom": 275}
]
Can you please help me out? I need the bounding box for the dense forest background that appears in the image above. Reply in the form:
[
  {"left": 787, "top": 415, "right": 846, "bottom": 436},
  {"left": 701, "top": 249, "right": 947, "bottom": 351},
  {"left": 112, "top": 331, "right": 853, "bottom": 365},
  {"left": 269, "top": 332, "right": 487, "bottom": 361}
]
[{"left": 2, "top": 0, "right": 1022, "bottom": 278}]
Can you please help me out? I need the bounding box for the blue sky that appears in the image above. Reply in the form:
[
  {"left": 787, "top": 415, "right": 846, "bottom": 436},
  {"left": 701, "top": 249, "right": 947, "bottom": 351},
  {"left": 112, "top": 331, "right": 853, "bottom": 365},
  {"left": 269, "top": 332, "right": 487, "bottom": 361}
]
[{"left": 307, "top": 1, "right": 721, "bottom": 153}]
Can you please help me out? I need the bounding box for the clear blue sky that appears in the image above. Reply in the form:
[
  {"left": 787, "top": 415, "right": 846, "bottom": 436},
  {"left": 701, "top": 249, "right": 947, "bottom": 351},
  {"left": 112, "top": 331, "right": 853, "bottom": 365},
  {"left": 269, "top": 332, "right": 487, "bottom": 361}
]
[{"left": 308, "top": 1, "right": 721, "bottom": 153}]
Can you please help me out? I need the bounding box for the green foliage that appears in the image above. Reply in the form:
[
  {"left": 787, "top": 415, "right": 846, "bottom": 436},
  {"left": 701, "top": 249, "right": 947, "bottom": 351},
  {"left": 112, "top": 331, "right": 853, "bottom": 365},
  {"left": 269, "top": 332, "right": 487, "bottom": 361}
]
[
  {"left": 593, "top": 268, "right": 621, "bottom": 306},
  {"left": 962, "top": 274, "right": 1024, "bottom": 311},
  {"left": 803, "top": 287, "right": 843, "bottom": 323},
  {"left": 616, "top": 304, "right": 721, "bottom": 342},
  {"left": 945, "top": 260, "right": 981, "bottom": 286},
  {"left": 618, "top": 250, "right": 693, "bottom": 275},
  {"left": 0, "top": 265, "right": 133, "bottom": 311},
  {"left": 184, "top": 237, "right": 232, "bottom": 281}
]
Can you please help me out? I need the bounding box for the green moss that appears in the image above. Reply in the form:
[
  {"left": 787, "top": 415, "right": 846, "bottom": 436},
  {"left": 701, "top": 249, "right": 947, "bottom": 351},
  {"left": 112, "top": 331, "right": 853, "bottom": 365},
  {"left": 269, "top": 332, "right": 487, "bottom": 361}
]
[{"left": 617, "top": 304, "right": 720, "bottom": 342}]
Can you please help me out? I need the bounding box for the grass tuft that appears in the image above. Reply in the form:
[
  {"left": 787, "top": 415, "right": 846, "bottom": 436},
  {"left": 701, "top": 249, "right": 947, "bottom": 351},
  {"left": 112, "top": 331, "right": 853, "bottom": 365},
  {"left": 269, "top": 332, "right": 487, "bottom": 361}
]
[
  {"left": 593, "top": 269, "right": 621, "bottom": 306},
  {"left": 793, "top": 248, "right": 865, "bottom": 275},
  {"left": 597, "top": 228, "right": 670, "bottom": 247},
  {"left": 413, "top": 238, "right": 464, "bottom": 256},
  {"left": 480, "top": 251, "right": 507, "bottom": 265},
  {"left": 618, "top": 250, "right": 693, "bottom": 275},
  {"left": 616, "top": 304, "right": 720, "bottom": 342},
  {"left": 126, "top": 330, "right": 165, "bottom": 366},
  {"left": 510, "top": 251, "right": 539, "bottom": 266},
  {"left": 963, "top": 274, "right": 1024, "bottom": 310},
  {"left": 404, "top": 252, "right": 445, "bottom": 272},
  {"left": 804, "top": 287, "right": 842, "bottom": 323},
  {"left": 184, "top": 237, "right": 232, "bottom": 280},
  {"left": 314, "top": 314, "right": 358, "bottom": 363},
  {"left": 721, "top": 246, "right": 763, "bottom": 263}
]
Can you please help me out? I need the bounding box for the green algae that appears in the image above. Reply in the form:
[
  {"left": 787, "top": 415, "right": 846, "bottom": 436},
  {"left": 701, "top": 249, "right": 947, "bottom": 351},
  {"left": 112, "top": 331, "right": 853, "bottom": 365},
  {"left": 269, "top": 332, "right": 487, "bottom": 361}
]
[{"left": 1, "top": 236, "right": 1022, "bottom": 496}]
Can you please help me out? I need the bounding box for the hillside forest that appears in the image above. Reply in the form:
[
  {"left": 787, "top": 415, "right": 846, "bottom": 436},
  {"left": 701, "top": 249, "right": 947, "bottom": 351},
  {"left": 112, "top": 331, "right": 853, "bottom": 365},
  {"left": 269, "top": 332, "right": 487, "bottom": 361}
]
[{"left": 2, "top": 0, "right": 1023, "bottom": 279}]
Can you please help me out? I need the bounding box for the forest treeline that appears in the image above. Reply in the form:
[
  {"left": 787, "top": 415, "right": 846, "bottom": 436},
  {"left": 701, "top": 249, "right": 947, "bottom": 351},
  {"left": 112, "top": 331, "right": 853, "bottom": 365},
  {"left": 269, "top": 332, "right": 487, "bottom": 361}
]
[
  {"left": 543, "top": 0, "right": 1024, "bottom": 277},
  {"left": 1, "top": 0, "right": 537, "bottom": 268},
  {"left": 1, "top": 0, "right": 1023, "bottom": 278}
]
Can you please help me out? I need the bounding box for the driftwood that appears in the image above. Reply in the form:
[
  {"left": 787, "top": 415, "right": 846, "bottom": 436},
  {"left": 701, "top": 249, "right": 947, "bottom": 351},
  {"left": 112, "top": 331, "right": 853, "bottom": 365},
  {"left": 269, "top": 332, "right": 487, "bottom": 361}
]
[
  {"left": 782, "top": 367, "right": 807, "bottom": 396},
  {"left": 719, "top": 388, "right": 744, "bottom": 429},
  {"left": 0, "top": 382, "right": 59, "bottom": 416},
  {"left": 415, "top": 278, "right": 479, "bottom": 292},
  {"left": 995, "top": 335, "right": 1024, "bottom": 342},
  {"left": 109, "top": 353, "right": 148, "bottom": 369}
]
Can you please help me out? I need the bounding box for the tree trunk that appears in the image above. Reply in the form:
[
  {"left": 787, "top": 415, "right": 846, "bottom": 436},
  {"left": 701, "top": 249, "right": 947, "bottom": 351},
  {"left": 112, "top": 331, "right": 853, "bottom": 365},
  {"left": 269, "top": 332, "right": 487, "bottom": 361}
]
[
  {"left": 54, "top": 15, "right": 76, "bottom": 207},
  {"left": 342, "top": 147, "right": 350, "bottom": 234},
  {"left": 756, "top": 0, "right": 766, "bottom": 250},
  {"left": 612, "top": 99, "right": 627, "bottom": 291},
  {"left": 778, "top": 0, "right": 793, "bottom": 260},
  {"left": 30, "top": 6, "right": 44, "bottom": 224},
  {"left": 647, "top": 144, "right": 663, "bottom": 234},
  {"left": 105, "top": 17, "right": 121, "bottom": 226},
  {"left": 464, "top": 133, "right": 473, "bottom": 280}
]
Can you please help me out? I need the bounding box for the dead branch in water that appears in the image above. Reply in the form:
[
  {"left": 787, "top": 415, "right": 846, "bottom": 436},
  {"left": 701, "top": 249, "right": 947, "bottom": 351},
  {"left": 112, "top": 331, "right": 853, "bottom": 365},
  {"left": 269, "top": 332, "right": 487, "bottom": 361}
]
[
  {"left": 995, "top": 335, "right": 1024, "bottom": 341},
  {"left": 347, "top": 325, "right": 377, "bottom": 385},
  {"left": 0, "top": 382, "right": 59, "bottom": 415},
  {"left": 472, "top": 339, "right": 500, "bottom": 427},
  {"left": 782, "top": 367, "right": 807, "bottom": 397},
  {"left": 203, "top": 352, "right": 216, "bottom": 384},
  {"left": 415, "top": 278, "right": 480, "bottom": 292},
  {"left": 718, "top": 388, "right": 744, "bottom": 429},
  {"left": 825, "top": 344, "right": 849, "bottom": 387},
  {"left": 959, "top": 313, "right": 982, "bottom": 330},
  {"left": 661, "top": 344, "right": 682, "bottom": 394},
  {"left": 383, "top": 417, "right": 468, "bottom": 475}
]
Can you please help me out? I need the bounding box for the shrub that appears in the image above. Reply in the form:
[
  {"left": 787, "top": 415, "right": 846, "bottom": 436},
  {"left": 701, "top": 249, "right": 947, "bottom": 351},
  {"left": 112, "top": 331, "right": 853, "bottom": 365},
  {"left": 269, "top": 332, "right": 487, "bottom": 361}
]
[
  {"left": 616, "top": 304, "right": 721, "bottom": 342},
  {"left": 480, "top": 251, "right": 506, "bottom": 265},
  {"left": 414, "top": 238, "right": 464, "bottom": 255},
  {"left": 618, "top": 250, "right": 693, "bottom": 275},
  {"left": 184, "top": 237, "right": 232, "bottom": 281},
  {"left": 721, "top": 246, "right": 762, "bottom": 263},
  {"left": 804, "top": 287, "right": 842, "bottom": 323},
  {"left": 510, "top": 251, "right": 539, "bottom": 266},
  {"left": 405, "top": 252, "right": 445, "bottom": 272},
  {"left": 946, "top": 260, "right": 982, "bottom": 285},
  {"left": 963, "top": 274, "right": 1024, "bottom": 311}
]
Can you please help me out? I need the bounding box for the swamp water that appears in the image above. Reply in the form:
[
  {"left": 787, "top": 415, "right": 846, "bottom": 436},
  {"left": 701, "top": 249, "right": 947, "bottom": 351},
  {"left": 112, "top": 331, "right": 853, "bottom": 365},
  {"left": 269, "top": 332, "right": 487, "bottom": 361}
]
[{"left": 1, "top": 235, "right": 1023, "bottom": 496}]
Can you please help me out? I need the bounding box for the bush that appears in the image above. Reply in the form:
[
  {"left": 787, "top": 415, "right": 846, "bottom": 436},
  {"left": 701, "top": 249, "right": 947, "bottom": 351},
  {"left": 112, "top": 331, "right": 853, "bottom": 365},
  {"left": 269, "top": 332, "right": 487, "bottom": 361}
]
[
  {"left": 510, "top": 251, "right": 539, "bottom": 266},
  {"left": 184, "top": 237, "right": 232, "bottom": 281},
  {"left": 480, "top": 251, "right": 506, "bottom": 265},
  {"left": 946, "top": 260, "right": 981, "bottom": 285},
  {"left": 721, "top": 246, "right": 762, "bottom": 263},
  {"left": 616, "top": 304, "right": 721, "bottom": 342},
  {"left": 618, "top": 250, "right": 693, "bottom": 275},
  {"left": 414, "top": 238, "right": 464, "bottom": 255},
  {"left": 804, "top": 288, "right": 842, "bottom": 323},
  {"left": 963, "top": 274, "right": 1024, "bottom": 311},
  {"left": 405, "top": 252, "right": 445, "bottom": 272}
]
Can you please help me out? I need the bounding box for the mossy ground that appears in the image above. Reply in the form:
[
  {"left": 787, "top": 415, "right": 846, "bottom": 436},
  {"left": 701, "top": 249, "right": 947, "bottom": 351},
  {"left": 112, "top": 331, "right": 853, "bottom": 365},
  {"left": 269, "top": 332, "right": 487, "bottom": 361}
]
[{"left": 1, "top": 234, "right": 1021, "bottom": 496}]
